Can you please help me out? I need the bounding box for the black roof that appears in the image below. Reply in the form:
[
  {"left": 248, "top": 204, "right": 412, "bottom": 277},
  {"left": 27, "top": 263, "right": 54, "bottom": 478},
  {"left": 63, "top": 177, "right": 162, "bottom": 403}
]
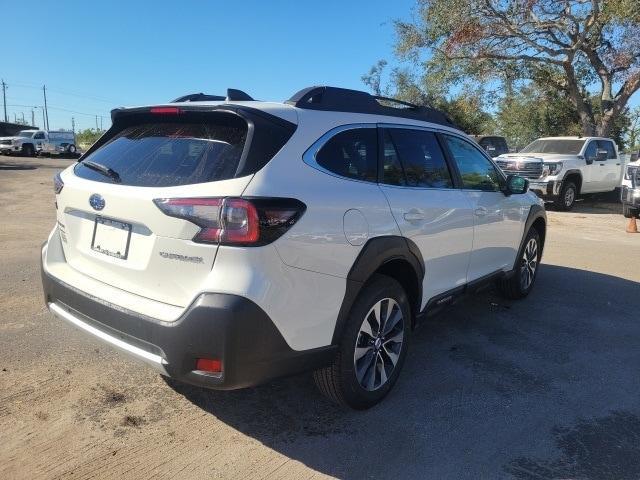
[{"left": 286, "top": 86, "right": 458, "bottom": 129}]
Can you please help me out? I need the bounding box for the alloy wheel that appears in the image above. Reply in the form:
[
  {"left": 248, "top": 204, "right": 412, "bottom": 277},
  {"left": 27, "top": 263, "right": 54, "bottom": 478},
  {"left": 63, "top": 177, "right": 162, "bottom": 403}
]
[
  {"left": 564, "top": 187, "right": 575, "bottom": 207},
  {"left": 353, "top": 298, "right": 404, "bottom": 391},
  {"left": 520, "top": 237, "right": 538, "bottom": 290}
]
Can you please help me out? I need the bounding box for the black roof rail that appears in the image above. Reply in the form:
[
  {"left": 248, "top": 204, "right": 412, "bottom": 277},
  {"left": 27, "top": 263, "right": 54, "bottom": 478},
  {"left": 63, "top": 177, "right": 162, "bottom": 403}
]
[
  {"left": 286, "top": 86, "right": 458, "bottom": 129},
  {"left": 171, "top": 89, "right": 255, "bottom": 103},
  {"left": 226, "top": 88, "right": 254, "bottom": 101},
  {"left": 172, "top": 93, "right": 226, "bottom": 103}
]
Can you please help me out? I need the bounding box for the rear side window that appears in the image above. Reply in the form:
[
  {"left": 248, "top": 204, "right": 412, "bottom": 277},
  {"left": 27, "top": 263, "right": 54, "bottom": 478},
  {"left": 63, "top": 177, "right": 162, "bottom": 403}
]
[
  {"left": 382, "top": 128, "right": 453, "bottom": 188},
  {"left": 75, "top": 118, "right": 247, "bottom": 187},
  {"left": 315, "top": 128, "right": 377, "bottom": 182},
  {"left": 479, "top": 137, "right": 508, "bottom": 157},
  {"left": 598, "top": 140, "right": 616, "bottom": 159}
]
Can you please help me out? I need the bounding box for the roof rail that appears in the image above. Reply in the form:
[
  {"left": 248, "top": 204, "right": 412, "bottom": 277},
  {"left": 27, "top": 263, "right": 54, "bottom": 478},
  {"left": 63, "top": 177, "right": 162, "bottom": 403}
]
[
  {"left": 286, "top": 86, "right": 458, "bottom": 128},
  {"left": 226, "top": 88, "right": 254, "bottom": 101},
  {"left": 171, "top": 88, "right": 255, "bottom": 103},
  {"left": 172, "top": 93, "right": 226, "bottom": 103}
]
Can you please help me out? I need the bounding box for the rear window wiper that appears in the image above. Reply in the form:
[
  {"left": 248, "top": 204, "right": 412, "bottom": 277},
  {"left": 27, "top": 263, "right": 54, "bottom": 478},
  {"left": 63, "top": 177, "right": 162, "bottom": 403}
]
[{"left": 82, "top": 160, "right": 121, "bottom": 183}]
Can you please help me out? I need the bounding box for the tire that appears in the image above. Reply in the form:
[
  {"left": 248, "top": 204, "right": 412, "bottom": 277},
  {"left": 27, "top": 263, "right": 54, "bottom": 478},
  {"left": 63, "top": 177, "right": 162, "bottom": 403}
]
[
  {"left": 498, "top": 228, "right": 541, "bottom": 299},
  {"left": 554, "top": 180, "right": 577, "bottom": 210},
  {"left": 22, "top": 144, "right": 35, "bottom": 157},
  {"left": 554, "top": 181, "right": 578, "bottom": 212},
  {"left": 313, "top": 274, "right": 411, "bottom": 409}
]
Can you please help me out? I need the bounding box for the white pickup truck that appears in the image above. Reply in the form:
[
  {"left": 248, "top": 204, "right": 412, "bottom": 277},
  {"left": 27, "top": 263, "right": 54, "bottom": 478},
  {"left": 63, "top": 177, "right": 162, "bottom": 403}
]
[
  {"left": 496, "top": 136, "right": 623, "bottom": 210},
  {"left": 0, "top": 129, "right": 77, "bottom": 157}
]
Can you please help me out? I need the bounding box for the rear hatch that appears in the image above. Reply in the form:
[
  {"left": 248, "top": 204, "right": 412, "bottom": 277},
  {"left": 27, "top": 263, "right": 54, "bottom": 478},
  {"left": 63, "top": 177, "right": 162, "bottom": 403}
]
[{"left": 54, "top": 106, "right": 295, "bottom": 307}]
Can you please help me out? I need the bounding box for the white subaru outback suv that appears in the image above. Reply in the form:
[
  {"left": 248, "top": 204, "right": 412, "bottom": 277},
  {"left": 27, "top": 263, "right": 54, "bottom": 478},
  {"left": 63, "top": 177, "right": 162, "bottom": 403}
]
[{"left": 41, "top": 86, "right": 546, "bottom": 409}]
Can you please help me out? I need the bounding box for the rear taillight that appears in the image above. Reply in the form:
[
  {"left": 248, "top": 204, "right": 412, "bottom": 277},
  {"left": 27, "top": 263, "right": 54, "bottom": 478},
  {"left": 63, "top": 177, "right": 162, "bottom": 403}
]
[
  {"left": 153, "top": 197, "right": 305, "bottom": 246},
  {"left": 53, "top": 173, "right": 64, "bottom": 194}
]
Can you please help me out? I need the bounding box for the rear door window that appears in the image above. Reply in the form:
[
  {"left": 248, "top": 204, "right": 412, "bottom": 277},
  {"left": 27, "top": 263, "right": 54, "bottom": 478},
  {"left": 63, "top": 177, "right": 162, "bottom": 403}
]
[
  {"left": 382, "top": 128, "right": 453, "bottom": 188},
  {"left": 315, "top": 128, "right": 377, "bottom": 182},
  {"left": 75, "top": 117, "right": 248, "bottom": 187},
  {"left": 597, "top": 140, "right": 617, "bottom": 159}
]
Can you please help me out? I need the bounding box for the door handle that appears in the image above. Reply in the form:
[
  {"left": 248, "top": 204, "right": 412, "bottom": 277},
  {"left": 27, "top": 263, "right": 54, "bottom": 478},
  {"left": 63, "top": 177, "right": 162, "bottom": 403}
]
[
  {"left": 474, "top": 207, "right": 488, "bottom": 217},
  {"left": 403, "top": 211, "right": 425, "bottom": 222}
]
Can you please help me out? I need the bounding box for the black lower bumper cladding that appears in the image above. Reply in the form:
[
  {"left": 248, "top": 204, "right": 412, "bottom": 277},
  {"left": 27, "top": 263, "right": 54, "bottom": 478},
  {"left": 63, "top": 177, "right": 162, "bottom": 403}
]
[{"left": 41, "top": 262, "right": 335, "bottom": 390}]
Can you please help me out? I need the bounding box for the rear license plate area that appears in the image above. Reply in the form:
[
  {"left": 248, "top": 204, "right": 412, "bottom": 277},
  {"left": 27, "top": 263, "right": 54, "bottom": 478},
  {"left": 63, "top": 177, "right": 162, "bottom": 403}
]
[{"left": 91, "top": 217, "right": 132, "bottom": 260}]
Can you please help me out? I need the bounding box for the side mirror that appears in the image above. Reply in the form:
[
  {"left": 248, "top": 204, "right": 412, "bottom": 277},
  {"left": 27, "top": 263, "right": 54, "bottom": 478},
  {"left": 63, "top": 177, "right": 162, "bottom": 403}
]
[{"left": 505, "top": 174, "right": 529, "bottom": 195}]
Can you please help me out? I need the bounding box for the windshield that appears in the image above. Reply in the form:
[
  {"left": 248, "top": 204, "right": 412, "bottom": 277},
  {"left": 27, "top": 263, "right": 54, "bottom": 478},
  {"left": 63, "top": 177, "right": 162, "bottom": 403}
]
[
  {"left": 520, "top": 139, "right": 585, "bottom": 155},
  {"left": 16, "top": 131, "right": 36, "bottom": 138}
]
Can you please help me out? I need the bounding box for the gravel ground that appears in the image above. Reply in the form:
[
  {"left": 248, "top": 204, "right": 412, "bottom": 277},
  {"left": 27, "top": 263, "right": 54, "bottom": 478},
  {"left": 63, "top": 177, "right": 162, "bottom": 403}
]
[{"left": 1, "top": 155, "right": 639, "bottom": 480}]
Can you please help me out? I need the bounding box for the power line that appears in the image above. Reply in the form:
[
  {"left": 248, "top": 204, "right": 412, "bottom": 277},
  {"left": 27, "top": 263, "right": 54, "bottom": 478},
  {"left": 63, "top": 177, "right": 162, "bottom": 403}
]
[
  {"left": 4, "top": 103, "right": 108, "bottom": 118},
  {"left": 8, "top": 80, "right": 129, "bottom": 105}
]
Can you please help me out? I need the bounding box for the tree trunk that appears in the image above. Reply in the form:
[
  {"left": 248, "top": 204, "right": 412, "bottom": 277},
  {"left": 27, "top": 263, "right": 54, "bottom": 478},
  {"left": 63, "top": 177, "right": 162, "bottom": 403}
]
[{"left": 562, "top": 62, "right": 596, "bottom": 136}]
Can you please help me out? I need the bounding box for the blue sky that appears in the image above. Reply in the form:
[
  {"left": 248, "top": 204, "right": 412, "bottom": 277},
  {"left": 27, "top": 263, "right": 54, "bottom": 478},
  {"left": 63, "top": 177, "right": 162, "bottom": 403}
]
[
  {"left": 2, "top": 1, "right": 637, "bottom": 132},
  {"left": 2, "top": 0, "right": 414, "bottom": 131}
]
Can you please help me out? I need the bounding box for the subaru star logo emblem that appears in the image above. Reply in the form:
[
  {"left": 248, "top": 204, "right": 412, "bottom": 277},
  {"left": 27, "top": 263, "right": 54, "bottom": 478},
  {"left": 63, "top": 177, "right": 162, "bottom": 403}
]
[{"left": 89, "top": 194, "right": 105, "bottom": 211}]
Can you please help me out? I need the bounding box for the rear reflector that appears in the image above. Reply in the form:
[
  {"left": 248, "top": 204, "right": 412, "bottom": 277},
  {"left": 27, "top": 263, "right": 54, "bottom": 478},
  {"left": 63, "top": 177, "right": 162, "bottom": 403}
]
[
  {"left": 150, "top": 107, "right": 182, "bottom": 115},
  {"left": 153, "top": 197, "right": 306, "bottom": 246},
  {"left": 196, "top": 358, "right": 222, "bottom": 373}
]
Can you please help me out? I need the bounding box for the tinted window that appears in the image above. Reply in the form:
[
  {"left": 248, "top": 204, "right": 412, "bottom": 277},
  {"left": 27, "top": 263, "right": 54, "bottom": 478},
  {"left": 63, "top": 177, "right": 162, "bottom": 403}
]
[
  {"left": 384, "top": 129, "right": 452, "bottom": 188},
  {"left": 444, "top": 135, "right": 503, "bottom": 191},
  {"left": 315, "top": 128, "right": 377, "bottom": 182},
  {"left": 584, "top": 140, "right": 598, "bottom": 160},
  {"left": 34, "top": 132, "right": 45, "bottom": 139},
  {"left": 478, "top": 137, "right": 509, "bottom": 157},
  {"left": 75, "top": 118, "right": 248, "bottom": 187},
  {"left": 521, "top": 139, "right": 585, "bottom": 154},
  {"left": 382, "top": 130, "right": 405, "bottom": 186},
  {"left": 598, "top": 140, "right": 616, "bottom": 159}
]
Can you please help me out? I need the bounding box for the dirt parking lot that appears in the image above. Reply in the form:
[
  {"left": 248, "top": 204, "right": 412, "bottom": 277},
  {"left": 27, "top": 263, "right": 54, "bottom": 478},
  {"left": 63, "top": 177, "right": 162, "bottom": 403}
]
[{"left": 1, "top": 155, "right": 639, "bottom": 480}]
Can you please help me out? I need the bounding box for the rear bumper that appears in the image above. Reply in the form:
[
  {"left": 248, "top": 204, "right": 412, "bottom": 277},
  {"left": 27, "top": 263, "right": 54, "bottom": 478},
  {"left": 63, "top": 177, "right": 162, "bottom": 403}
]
[
  {"left": 528, "top": 179, "right": 562, "bottom": 201},
  {"left": 41, "top": 245, "right": 335, "bottom": 390}
]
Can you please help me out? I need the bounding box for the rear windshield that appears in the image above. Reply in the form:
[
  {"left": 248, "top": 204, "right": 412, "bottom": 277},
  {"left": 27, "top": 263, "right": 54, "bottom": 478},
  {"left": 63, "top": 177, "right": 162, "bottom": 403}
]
[
  {"left": 520, "top": 139, "right": 585, "bottom": 155},
  {"left": 74, "top": 119, "right": 247, "bottom": 187}
]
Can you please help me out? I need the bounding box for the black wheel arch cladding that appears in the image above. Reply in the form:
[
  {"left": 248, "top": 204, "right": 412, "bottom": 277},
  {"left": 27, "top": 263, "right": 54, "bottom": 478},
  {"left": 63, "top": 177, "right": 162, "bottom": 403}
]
[{"left": 331, "top": 236, "right": 424, "bottom": 344}]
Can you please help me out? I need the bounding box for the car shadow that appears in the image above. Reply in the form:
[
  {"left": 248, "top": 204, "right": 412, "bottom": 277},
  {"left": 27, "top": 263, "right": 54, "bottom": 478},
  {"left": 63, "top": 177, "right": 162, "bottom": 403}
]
[
  {"left": 547, "top": 190, "right": 623, "bottom": 215},
  {"left": 166, "top": 264, "right": 640, "bottom": 479},
  {"left": 0, "top": 162, "right": 37, "bottom": 170}
]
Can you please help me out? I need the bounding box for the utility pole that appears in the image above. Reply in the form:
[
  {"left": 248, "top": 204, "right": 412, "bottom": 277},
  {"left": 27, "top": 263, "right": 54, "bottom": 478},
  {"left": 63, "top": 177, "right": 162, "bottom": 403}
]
[
  {"left": 100, "top": 116, "right": 103, "bottom": 131},
  {"left": 1, "top": 79, "right": 7, "bottom": 122},
  {"left": 19, "top": 112, "right": 25, "bottom": 124},
  {"left": 95, "top": 115, "right": 98, "bottom": 130},
  {"left": 42, "top": 85, "right": 49, "bottom": 130},
  {"left": 31, "top": 109, "right": 35, "bottom": 127},
  {"left": 71, "top": 117, "right": 75, "bottom": 134},
  {"left": 39, "top": 107, "right": 45, "bottom": 128}
]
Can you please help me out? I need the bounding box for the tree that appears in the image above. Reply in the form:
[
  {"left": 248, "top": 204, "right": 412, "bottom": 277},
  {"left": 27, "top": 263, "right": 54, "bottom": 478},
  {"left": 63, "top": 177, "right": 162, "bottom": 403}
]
[
  {"left": 394, "top": 0, "right": 640, "bottom": 137},
  {"left": 362, "top": 61, "right": 496, "bottom": 134},
  {"left": 75, "top": 128, "right": 103, "bottom": 148},
  {"left": 626, "top": 106, "right": 640, "bottom": 152}
]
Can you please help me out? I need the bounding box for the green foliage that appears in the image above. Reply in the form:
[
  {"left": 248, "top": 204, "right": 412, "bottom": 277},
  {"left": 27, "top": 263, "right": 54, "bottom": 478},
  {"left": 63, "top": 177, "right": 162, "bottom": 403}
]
[
  {"left": 389, "top": 0, "right": 640, "bottom": 137},
  {"left": 75, "top": 128, "right": 104, "bottom": 148}
]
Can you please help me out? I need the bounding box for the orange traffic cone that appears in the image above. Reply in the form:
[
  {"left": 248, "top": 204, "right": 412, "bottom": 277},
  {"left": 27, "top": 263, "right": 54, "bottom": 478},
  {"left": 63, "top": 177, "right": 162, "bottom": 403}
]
[{"left": 627, "top": 216, "right": 639, "bottom": 233}]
